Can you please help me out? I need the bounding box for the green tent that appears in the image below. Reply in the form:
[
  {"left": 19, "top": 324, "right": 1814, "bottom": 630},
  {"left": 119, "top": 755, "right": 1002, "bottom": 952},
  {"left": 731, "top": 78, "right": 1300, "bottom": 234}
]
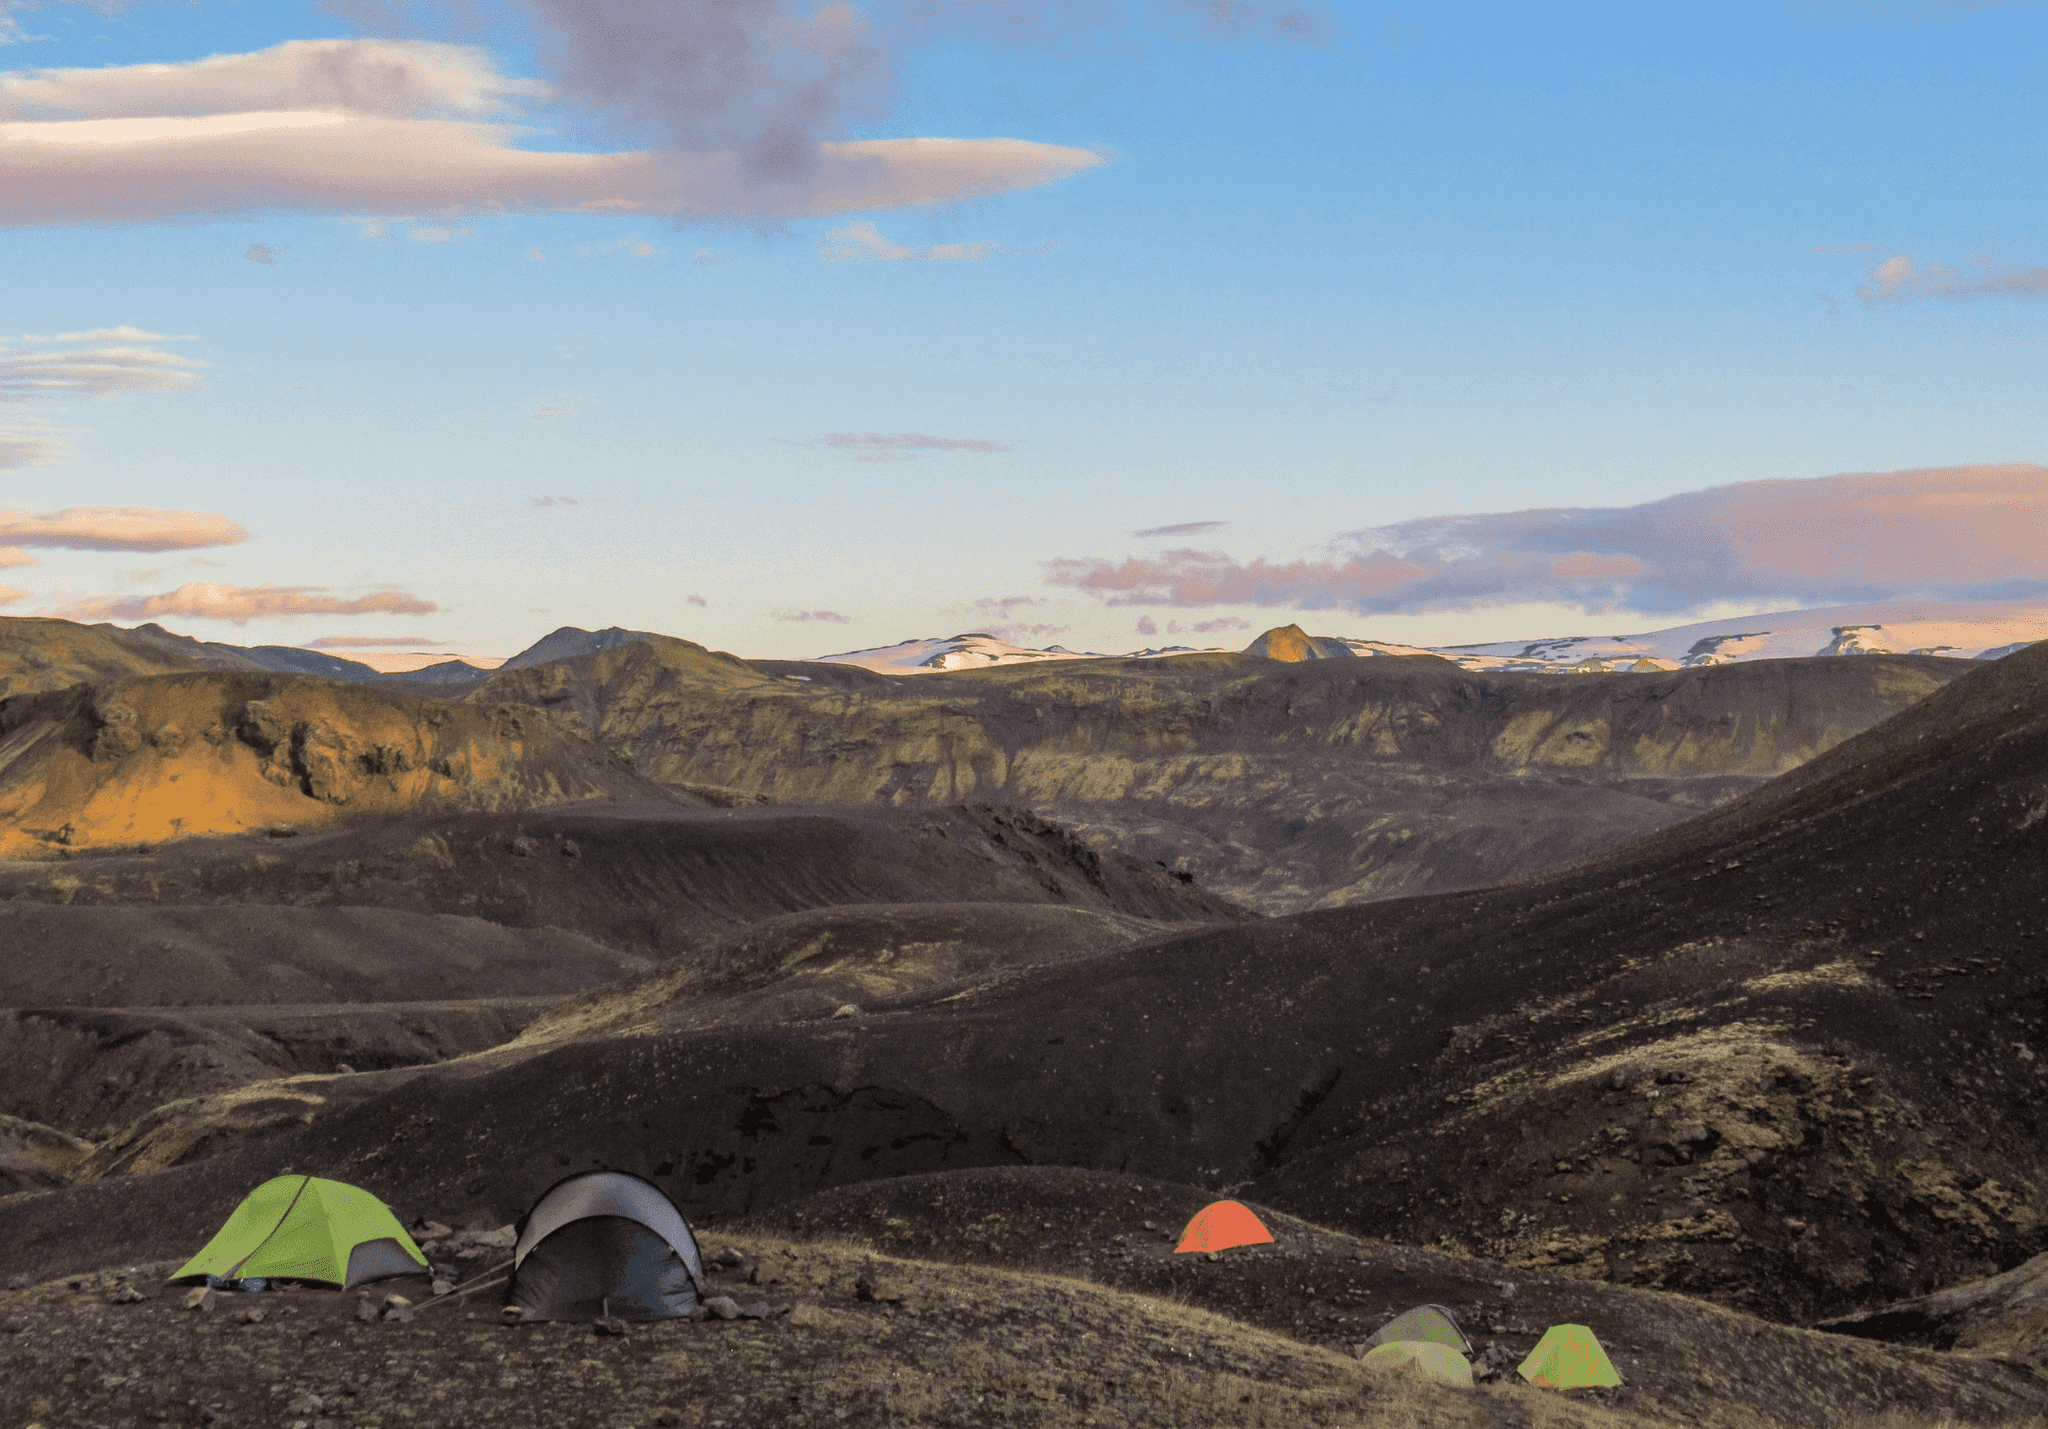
[
  {"left": 1365, "top": 1303, "right": 1471, "bottom": 1354},
  {"left": 1518, "top": 1324, "right": 1622, "bottom": 1389},
  {"left": 1361, "top": 1340, "right": 1474, "bottom": 1389},
  {"left": 170, "top": 1175, "right": 428, "bottom": 1290}
]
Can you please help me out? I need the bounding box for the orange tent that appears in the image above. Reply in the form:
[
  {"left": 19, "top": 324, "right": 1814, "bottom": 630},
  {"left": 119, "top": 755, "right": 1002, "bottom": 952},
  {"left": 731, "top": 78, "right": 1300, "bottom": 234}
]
[{"left": 1175, "top": 1200, "right": 1275, "bottom": 1254}]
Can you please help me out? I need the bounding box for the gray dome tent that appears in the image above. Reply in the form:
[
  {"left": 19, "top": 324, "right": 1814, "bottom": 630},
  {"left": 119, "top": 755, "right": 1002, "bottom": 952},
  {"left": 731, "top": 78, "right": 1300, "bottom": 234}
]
[{"left": 507, "top": 1170, "right": 706, "bottom": 1323}]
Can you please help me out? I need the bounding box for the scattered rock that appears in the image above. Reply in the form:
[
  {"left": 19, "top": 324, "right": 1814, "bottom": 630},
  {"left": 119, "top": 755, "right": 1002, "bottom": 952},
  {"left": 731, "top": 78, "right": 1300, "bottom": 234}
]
[
  {"left": 108, "top": 1284, "right": 146, "bottom": 1304},
  {"left": 356, "top": 1300, "right": 380, "bottom": 1324},
  {"left": 431, "top": 1279, "right": 454, "bottom": 1297},
  {"left": 499, "top": 1306, "right": 526, "bottom": 1325},
  {"left": 414, "top": 1221, "right": 453, "bottom": 1242},
  {"left": 473, "top": 1226, "right": 517, "bottom": 1251},
  {"left": 832, "top": 1004, "right": 860, "bottom": 1019},
  {"left": 652, "top": 1410, "right": 682, "bottom": 1428},
  {"left": 333, "top": 1064, "right": 355, "bottom": 1075},
  {"left": 236, "top": 1308, "right": 267, "bottom": 1325},
  {"left": 741, "top": 1301, "right": 772, "bottom": 1320},
  {"left": 285, "top": 1395, "right": 324, "bottom": 1415},
  {"left": 5, "top": 1273, "right": 32, "bottom": 1290},
  {"left": 855, "top": 1273, "right": 906, "bottom": 1304},
  {"left": 703, "top": 1296, "right": 742, "bottom": 1320},
  {"left": 381, "top": 1294, "right": 414, "bottom": 1324},
  {"left": 183, "top": 1287, "right": 216, "bottom": 1313}
]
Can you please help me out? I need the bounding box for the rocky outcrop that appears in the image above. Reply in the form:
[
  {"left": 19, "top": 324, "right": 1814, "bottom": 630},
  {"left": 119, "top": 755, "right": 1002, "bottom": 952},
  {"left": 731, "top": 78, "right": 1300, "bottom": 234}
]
[{"left": 0, "top": 671, "right": 685, "bottom": 857}]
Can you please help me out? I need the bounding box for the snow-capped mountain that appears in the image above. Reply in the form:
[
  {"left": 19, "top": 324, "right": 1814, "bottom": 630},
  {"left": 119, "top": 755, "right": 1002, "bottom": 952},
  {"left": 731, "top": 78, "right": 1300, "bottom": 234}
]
[
  {"left": 814, "top": 633, "right": 1231, "bottom": 674},
  {"left": 811, "top": 602, "right": 2046, "bottom": 676}
]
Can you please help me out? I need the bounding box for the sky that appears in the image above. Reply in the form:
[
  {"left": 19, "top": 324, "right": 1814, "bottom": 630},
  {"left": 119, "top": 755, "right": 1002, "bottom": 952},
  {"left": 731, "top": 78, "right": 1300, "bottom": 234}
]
[{"left": 4, "top": 0, "right": 2048, "bottom": 661}]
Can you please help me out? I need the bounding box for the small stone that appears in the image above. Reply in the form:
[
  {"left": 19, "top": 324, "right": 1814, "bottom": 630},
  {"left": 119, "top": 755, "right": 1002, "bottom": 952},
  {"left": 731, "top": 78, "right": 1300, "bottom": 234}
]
[
  {"left": 381, "top": 1303, "right": 414, "bottom": 1324},
  {"left": 334, "top": 1064, "right": 355, "bottom": 1075},
  {"left": 703, "top": 1296, "right": 742, "bottom": 1320},
  {"left": 184, "top": 1287, "right": 216, "bottom": 1312},
  {"left": 473, "top": 1226, "right": 517, "bottom": 1250},
  {"left": 356, "top": 1299, "right": 380, "bottom": 1323},
  {"left": 499, "top": 1306, "right": 526, "bottom": 1325},
  {"left": 431, "top": 1279, "right": 454, "bottom": 1297},
  {"left": 237, "top": 1308, "right": 268, "bottom": 1325},
  {"left": 831, "top": 1004, "right": 860, "bottom": 1019},
  {"left": 415, "top": 1222, "right": 453, "bottom": 1242},
  {"left": 1205, "top": 1252, "right": 1220, "bottom": 1263},
  {"left": 109, "top": 1284, "right": 146, "bottom": 1304},
  {"left": 4, "top": 1273, "right": 32, "bottom": 1291},
  {"left": 854, "top": 1273, "right": 905, "bottom": 1304},
  {"left": 1, "top": 1316, "right": 27, "bottom": 1334},
  {"left": 789, "top": 1304, "right": 838, "bottom": 1328},
  {"left": 741, "top": 1301, "right": 771, "bottom": 1320},
  {"left": 652, "top": 1411, "right": 682, "bottom": 1428},
  {"left": 285, "top": 1395, "right": 324, "bottom": 1415}
]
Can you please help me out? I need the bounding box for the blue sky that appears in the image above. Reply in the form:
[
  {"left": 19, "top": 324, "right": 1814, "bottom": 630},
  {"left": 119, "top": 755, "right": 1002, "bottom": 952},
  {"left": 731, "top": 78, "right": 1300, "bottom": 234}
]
[{"left": 3, "top": 0, "right": 2046, "bottom": 659}]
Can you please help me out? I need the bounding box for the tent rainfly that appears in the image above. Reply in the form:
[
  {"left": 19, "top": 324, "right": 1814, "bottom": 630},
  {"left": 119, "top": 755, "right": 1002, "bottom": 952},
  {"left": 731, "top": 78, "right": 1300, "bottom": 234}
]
[
  {"left": 1519, "top": 1324, "right": 1623, "bottom": 1389},
  {"left": 1361, "top": 1340, "right": 1475, "bottom": 1389},
  {"left": 1365, "top": 1304, "right": 1472, "bottom": 1355},
  {"left": 170, "top": 1175, "right": 427, "bottom": 1289},
  {"left": 1174, "top": 1200, "right": 1276, "bottom": 1254},
  {"left": 506, "top": 1170, "right": 707, "bottom": 1323}
]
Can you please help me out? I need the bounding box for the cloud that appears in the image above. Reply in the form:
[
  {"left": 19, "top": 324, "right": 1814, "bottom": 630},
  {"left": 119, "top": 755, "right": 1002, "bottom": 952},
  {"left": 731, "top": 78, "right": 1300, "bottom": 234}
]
[
  {"left": 1132, "top": 520, "right": 1228, "bottom": 538},
  {"left": 0, "top": 41, "right": 1102, "bottom": 226},
  {"left": 1189, "top": 615, "right": 1251, "bottom": 632},
  {"left": 964, "top": 595, "right": 1045, "bottom": 616},
  {"left": 774, "top": 609, "right": 852, "bottom": 623},
  {"left": 784, "top": 431, "right": 1017, "bottom": 462},
  {"left": 983, "top": 621, "right": 1069, "bottom": 642},
  {"left": 243, "top": 242, "right": 279, "bottom": 263},
  {"left": 1044, "top": 463, "right": 2048, "bottom": 616},
  {"left": 687, "top": 593, "right": 707, "bottom": 607},
  {"left": 304, "top": 635, "right": 448, "bottom": 648},
  {"left": 0, "top": 585, "right": 25, "bottom": 607},
  {"left": 577, "top": 238, "right": 658, "bottom": 257},
  {"left": 1135, "top": 614, "right": 1158, "bottom": 636},
  {"left": 0, "top": 546, "right": 39, "bottom": 568},
  {"left": 822, "top": 220, "right": 991, "bottom": 262},
  {"left": 57, "top": 580, "right": 437, "bottom": 624},
  {"left": 0, "top": 506, "right": 247, "bottom": 551},
  {"left": 0, "top": 424, "right": 64, "bottom": 468},
  {"left": 531, "top": 494, "right": 579, "bottom": 505},
  {"left": 0, "top": 336, "right": 207, "bottom": 401},
  {"left": 1859, "top": 254, "right": 2048, "bottom": 303},
  {"left": 0, "top": 38, "right": 548, "bottom": 120}
]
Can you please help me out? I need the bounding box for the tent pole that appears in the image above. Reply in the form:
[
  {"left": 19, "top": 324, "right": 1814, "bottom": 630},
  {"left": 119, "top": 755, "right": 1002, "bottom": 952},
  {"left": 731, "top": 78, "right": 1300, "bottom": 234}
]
[{"left": 413, "top": 1274, "right": 511, "bottom": 1313}]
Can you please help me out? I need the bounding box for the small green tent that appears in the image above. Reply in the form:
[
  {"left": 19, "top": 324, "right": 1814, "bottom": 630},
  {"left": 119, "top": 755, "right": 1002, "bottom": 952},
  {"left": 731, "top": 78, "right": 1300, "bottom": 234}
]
[
  {"left": 1361, "top": 1340, "right": 1474, "bottom": 1389},
  {"left": 1365, "top": 1304, "right": 1471, "bottom": 1354},
  {"left": 1518, "top": 1324, "right": 1622, "bottom": 1389},
  {"left": 170, "top": 1175, "right": 428, "bottom": 1290}
]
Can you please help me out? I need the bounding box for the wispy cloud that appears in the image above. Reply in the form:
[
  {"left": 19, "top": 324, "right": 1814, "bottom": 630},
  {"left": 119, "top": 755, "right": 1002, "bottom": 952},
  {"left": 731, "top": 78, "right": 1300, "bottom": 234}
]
[
  {"left": 1044, "top": 463, "right": 2048, "bottom": 616},
  {"left": 0, "top": 507, "right": 246, "bottom": 551},
  {"left": 531, "top": 495, "right": 579, "bottom": 506},
  {"left": 782, "top": 431, "right": 1017, "bottom": 463},
  {"left": 1188, "top": 615, "right": 1251, "bottom": 633},
  {"left": 1132, "top": 520, "right": 1229, "bottom": 538},
  {"left": 1859, "top": 253, "right": 2048, "bottom": 303},
  {"left": 686, "top": 594, "right": 707, "bottom": 607},
  {"left": 0, "top": 40, "right": 1102, "bottom": 226},
  {"left": 774, "top": 609, "right": 852, "bottom": 623},
  {"left": 304, "top": 635, "right": 448, "bottom": 648},
  {"left": 0, "top": 546, "right": 40, "bottom": 568},
  {"left": 0, "top": 421, "right": 65, "bottom": 469},
  {"left": 243, "top": 243, "right": 278, "bottom": 264},
  {"left": 57, "top": 580, "right": 436, "bottom": 624},
  {"left": 0, "top": 586, "right": 25, "bottom": 607},
  {"left": 0, "top": 334, "right": 207, "bottom": 401},
  {"left": 822, "top": 220, "right": 993, "bottom": 262}
]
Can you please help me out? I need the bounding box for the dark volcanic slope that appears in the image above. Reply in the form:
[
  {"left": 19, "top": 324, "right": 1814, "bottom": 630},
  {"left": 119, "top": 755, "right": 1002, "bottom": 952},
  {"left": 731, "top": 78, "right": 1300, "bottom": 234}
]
[
  {"left": 0, "top": 802, "right": 1243, "bottom": 957},
  {"left": 9, "top": 643, "right": 2037, "bottom": 1329},
  {"left": 479, "top": 636, "right": 1965, "bottom": 909}
]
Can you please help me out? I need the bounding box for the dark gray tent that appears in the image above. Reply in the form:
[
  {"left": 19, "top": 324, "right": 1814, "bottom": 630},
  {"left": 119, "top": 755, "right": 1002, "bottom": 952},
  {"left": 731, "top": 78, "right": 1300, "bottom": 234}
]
[{"left": 506, "top": 1171, "right": 706, "bottom": 1323}]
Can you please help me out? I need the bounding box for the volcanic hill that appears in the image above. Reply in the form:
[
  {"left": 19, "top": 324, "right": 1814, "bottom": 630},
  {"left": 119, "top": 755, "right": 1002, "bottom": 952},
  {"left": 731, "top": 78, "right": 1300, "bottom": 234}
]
[{"left": 475, "top": 631, "right": 1967, "bottom": 909}]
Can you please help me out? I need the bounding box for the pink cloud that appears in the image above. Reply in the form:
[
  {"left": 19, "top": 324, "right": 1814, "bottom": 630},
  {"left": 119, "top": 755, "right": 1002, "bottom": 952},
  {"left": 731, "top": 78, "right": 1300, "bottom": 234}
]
[
  {"left": 303, "top": 635, "right": 449, "bottom": 648},
  {"left": 686, "top": 594, "right": 708, "bottom": 607},
  {"left": 0, "top": 506, "right": 247, "bottom": 551},
  {"left": 0, "top": 585, "right": 25, "bottom": 607},
  {"left": 1045, "top": 463, "right": 2048, "bottom": 616},
  {"left": 58, "top": 581, "right": 436, "bottom": 624},
  {"left": 1859, "top": 254, "right": 2048, "bottom": 304},
  {"left": 774, "top": 609, "right": 852, "bottom": 623},
  {"left": 1189, "top": 615, "right": 1251, "bottom": 633},
  {"left": 1135, "top": 614, "right": 1158, "bottom": 636},
  {"left": 0, "top": 546, "right": 40, "bottom": 568}
]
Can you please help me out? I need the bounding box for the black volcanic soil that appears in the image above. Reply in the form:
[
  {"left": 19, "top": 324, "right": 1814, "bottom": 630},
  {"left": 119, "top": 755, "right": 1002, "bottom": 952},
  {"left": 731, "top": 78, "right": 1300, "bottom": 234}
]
[
  {"left": 8, "top": 645, "right": 2039, "bottom": 1335},
  {"left": 479, "top": 638, "right": 1966, "bottom": 910}
]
